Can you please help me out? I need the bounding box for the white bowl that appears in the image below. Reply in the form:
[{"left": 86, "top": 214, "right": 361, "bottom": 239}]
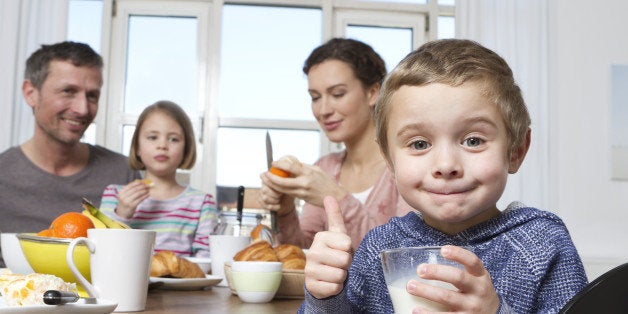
[
  {"left": 231, "top": 261, "right": 282, "bottom": 303},
  {"left": 1, "top": 233, "right": 35, "bottom": 274},
  {"left": 184, "top": 257, "right": 211, "bottom": 274}
]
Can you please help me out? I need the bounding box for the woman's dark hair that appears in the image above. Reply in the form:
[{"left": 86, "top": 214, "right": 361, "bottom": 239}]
[{"left": 303, "top": 38, "right": 386, "bottom": 88}]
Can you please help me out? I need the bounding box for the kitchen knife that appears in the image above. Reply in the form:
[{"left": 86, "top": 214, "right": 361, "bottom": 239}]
[
  {"left": 265, "top": 131, "right": 273, "bottom": 170},
  {"left": 265, "top": 131, "right": 279, "bottom": 233}
]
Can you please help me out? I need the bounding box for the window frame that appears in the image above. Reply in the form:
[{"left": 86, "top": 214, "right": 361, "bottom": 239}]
[{"left": 97, "top": 0, "right": 453, "bottom": 194}]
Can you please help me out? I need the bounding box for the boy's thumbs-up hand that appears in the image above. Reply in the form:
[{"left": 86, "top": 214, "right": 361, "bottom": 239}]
[
  {"left": 304, "top": 196, "right": 353, "bottom": 299},
  {"left": 325, "top": 195, "right": 348, "bottom": 234}
]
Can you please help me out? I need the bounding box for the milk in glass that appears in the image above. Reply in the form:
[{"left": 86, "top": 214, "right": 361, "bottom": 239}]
[{"left": 386, "top": 278, "right": 456, "bottom": 313}]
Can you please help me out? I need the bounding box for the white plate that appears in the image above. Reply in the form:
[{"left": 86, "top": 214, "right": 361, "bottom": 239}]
[
  {"left": 149, "top": 274, "right": 222, "bottom": 290},
  {"left": 0, "top": 298, "right": 117, "bottom": 314}
]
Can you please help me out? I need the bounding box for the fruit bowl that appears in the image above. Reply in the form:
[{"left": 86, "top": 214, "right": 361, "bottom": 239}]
[{"left": 16, "top": 233, "right": 91, "bottom": 296}]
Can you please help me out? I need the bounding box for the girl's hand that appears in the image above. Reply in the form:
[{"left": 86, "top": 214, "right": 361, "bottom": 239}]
[
  {"left": 305, "top": 196, "right": 353, "bottom": 299},
  {"left": 116, "top": 179, "right": 151, "bottom": 219},
  {"left": 406, "top": 245, "right": 500, "bottom": 313},
  {"left": 261, "top": 155, "right": 348, "bottom": 208}
]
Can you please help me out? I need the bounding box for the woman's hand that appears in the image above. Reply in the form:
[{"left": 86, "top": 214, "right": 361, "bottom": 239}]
[
  {"left": 260, "top": 155, "right": 348, "bottom": 209},
  {"left": 258, "top": 178, "right": 296, "bottom": 216},
  {"left": 405, "top": 245, "right": 500, "bottom": 313},
  {"left": 115, "top": 180, "right": 151, "bottom": 219}
]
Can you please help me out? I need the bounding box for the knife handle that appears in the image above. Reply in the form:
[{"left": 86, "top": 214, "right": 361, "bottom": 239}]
[
  {"left": 236, "top": 186, "right": 244, "bottom": 222},
  {"left": 43, "top": 290, "right": 79, "bottom": 305},
  {"left": 271, "top": 211, "right": 279, "bottom": 233}
]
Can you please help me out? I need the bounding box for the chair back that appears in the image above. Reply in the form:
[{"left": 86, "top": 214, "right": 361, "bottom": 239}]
[{"left": 559, "top": 262, "right": 628, "bottom": 313}]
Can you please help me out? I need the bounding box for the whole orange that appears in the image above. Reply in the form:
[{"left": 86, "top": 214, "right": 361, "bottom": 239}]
[{"left": 48, "top": 212, "right": 95, "bottom": 238}]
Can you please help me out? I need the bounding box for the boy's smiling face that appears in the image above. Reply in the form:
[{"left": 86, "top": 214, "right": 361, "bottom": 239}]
[{"left": 386, "top": 81, "right": 524, "bottom": 235}]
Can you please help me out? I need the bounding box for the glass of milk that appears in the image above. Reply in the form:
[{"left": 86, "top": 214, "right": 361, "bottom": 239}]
[{"left": 380, "top": 246, "right": 463, "bottom": 312}]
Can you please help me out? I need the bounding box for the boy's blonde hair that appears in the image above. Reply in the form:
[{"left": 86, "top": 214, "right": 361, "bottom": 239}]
[
  {"left": 129, "top": 100, "right": 197, "bottom": 170},
  {"left": 375, "top": 39, "right": 531, "bottom": 161}
]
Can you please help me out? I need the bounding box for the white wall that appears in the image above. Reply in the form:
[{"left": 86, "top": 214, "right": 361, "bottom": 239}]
[{"left": 549, "top": 0, "right": 628, "bottom": 280}]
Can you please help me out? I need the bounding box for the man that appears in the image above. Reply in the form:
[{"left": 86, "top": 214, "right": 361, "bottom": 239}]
[{"left": 0, "top": 41, "right": 140, "bottom": 237}]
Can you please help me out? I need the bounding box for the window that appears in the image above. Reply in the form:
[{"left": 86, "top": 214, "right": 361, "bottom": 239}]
[
  {"left": 122, "top": 15, "right": 199, "bottom": 154},
  {"left": 67, "top": 0, "right": 103, "bottom": 145},
  {"left": 217, "top": 4, "right": 322, "bottom": 187},
  {"left": 68, "top": 0, "right": 455, "bottom": 193},
  {"left": 219, "top": 5, "right": 320, "bottom": 121},
  {"left": 346, "top": 26, "right": 413, "bottom": 73},
  {"left": 67, "top": 0, "right": 102, "bottom": 52}
]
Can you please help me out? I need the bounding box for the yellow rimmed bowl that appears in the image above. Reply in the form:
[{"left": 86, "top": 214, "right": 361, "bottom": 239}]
[{"left": 16, "top": 233, "right": 91, "bottom": 297}]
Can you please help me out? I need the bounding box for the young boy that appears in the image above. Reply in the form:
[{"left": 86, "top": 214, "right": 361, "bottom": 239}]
[{"left": 300, "top": 39, "right": 587, "bottom": 313}]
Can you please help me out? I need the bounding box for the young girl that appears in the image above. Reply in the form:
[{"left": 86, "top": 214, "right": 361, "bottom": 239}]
[{"left": 100, "top": 100, "right": 218, "bottom": 258}]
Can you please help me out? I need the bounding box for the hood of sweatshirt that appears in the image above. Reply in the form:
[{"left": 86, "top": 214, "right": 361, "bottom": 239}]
[{"left": 376, "top": 201, "right": 568, "bottom": 250}]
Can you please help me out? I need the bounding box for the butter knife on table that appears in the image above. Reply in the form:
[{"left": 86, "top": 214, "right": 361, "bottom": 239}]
[
  {"left": 43, "top": 290, "right": 97, "bottom": 305},
  {"left": 265, "top": 131, "right": 279, "bottom": 234}
]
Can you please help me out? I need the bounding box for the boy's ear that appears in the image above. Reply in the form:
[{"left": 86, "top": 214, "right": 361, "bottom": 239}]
[{"left": 508, "top": 128, "right": 531, "bottom": 174}]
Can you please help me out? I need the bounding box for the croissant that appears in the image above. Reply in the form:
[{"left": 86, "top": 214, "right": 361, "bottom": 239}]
[
  {"left": 274, "top": 244, "right": 306, "bottom": 270},
  {"left": 274, "top": 244, "right": 305, "bottom": 260},
  {"left": 233, "top": 239, "right": 279, "bottom": 262},
  {"left": 281, "top": 257, "right": 306, "bottom": 270},
  {"left": 150, "top": 250, "right": 205, "bottom": 278}
]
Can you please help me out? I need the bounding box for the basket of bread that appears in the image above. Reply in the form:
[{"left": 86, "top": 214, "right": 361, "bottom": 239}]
[{"left": 224, "top": 224, "right": 306, "bottom": 299}]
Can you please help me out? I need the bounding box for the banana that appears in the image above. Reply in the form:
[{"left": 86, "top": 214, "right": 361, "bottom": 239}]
[
  {"left": 81, "top": 198, "right": 131, "bottom": 229},
  {"left": 82, "top": 209, "right": 107, "bottom": 228}
]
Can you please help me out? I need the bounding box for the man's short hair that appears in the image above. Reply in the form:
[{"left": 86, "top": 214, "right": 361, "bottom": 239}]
[{"left": 25, "top": 41, "right": 103, "bottom": 89}]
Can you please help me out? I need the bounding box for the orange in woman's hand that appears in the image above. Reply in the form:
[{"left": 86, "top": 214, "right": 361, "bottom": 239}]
[
  {"left": 270, "top": 166, "right": 291, "bottom": 178},
  {"left": 46, "top": 212, "right": 95, "bottom": 238}
]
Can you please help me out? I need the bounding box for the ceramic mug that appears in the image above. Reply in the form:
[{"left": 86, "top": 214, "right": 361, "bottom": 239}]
[
  {"left": 67, "top": 229, "right": 156, "bottom": 312},
  {"left": 209, "top": 235, "right": 250, "bottom": 286},
  {"left": 231, "top": 261, "right": 282, "bottom": 303}
]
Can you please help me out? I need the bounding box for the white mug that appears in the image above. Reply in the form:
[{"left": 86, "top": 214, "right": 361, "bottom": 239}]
[
  {"left": 209, "top": 235, "right": 250, "bottom": 286},
  {"left": 67, "top": 229, "right": 155, "bottom": 312}
]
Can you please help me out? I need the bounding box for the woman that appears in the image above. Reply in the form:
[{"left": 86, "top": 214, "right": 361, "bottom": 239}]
[{"left": 259, "top": 38, "right": 413, "bottom": 249}]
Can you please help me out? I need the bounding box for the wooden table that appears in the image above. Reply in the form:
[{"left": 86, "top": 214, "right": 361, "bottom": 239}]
[{"left": 143, "top": 285, "right": 302, "bottom": 313}]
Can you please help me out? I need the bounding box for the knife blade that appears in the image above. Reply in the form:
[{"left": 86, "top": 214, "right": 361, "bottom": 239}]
[
  {"left": 265, "top": 131, "right": 273, "bottom": 170},
  {"left": 265, "top": 131, "right": 279, "bottom": 234}
]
